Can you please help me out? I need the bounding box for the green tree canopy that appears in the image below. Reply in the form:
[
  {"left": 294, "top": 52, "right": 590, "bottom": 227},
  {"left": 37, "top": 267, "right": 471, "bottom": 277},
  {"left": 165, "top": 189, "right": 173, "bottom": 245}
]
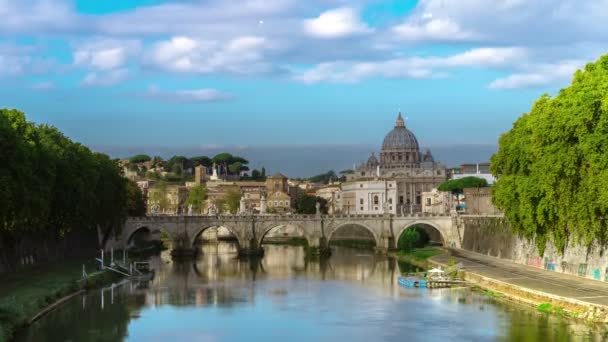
[
  {"left": 149, "top": 181, "right": 169, "bottom": 212},
  {"left": 189, "top": 156, "right": 212, "bottom": 167},
  {"left": 211, "top": 153, "right": 250, "bottom": 176},
  {"left": 308, "top": 170, "right": 338, "bottom": 184},
  {"left": 129, "top": 154, "right": 151, "bottom": 164},
  {"left": 294, "top": 193, "right": 328, "bottom": 214},
  {"left": 438, "top": 176, "right": 488, "bottom": 194},
  {"left": 164, "top": 155, "right": 189, "bottom": 173},
  {"left": 219, "top": 188, "right": 241, "bottom": 214},
  {"left": 491, "top": 53, "right": 608, "bottom": 254},
  {"left": 186, "top": 185, "right": 208, "bottom": 214},
  {"left": 126, "top": 180, "right": 146, "bottom": 217},
  {"left": 0, "top": 108, "right": 127, "bottom": 247}
]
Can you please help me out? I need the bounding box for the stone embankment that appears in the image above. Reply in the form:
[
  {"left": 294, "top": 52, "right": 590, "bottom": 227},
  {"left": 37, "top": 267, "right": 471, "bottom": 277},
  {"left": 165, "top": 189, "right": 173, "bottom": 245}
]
[{"left": 430, "top": 248, "right": 608, "bottom": 322}]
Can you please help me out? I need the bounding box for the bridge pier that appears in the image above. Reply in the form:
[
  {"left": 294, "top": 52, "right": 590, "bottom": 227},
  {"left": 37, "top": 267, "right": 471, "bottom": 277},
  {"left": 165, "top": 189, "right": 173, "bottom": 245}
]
[
  {"left": 307, "top": 237, "right": 331, "bottom": 257},
  {"left": 238, "top": 238, "right": 264, "bottom": 257},
  {"left": 169, "top": 233, "right": 198, "bottom": 259}
]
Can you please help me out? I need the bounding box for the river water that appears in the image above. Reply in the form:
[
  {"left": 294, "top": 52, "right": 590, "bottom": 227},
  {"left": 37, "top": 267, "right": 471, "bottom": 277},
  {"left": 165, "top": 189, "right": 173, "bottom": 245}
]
[{"left": 14, "top": 244, "right": 607, "bottom": 341}]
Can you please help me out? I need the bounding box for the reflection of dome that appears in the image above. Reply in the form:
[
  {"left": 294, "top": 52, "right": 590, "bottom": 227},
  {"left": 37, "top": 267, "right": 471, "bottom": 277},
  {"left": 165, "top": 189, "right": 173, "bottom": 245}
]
[{"left": 381, "top": 113, "right": 419, "bottom": 151}]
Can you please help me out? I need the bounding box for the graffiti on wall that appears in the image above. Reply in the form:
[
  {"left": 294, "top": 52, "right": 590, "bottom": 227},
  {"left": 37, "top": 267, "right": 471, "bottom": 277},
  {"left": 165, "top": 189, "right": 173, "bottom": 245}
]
[
  {"left": 544, "top": 258, "right": 556, "bottom": 271},
  {"left": 578, "top": 263, "right": 588, "bottom": 277},
  {"left": 527, "top": 256, "right": 543, "bottom": 268}
]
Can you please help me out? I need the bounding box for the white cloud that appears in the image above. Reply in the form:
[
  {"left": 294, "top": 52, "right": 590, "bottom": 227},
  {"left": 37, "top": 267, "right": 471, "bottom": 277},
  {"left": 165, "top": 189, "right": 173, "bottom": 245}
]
[
  {"left": 145, "top": 86, "right": 234, "bottom": 102},
  {"left": 74, "top": 39, "right": 140, "bottom": 70},
  {"left": 489, "top": 60, "right": 585, "bottom": 90},
  {"left": 393, "top": 18, "right": 477, "bottom": 42},
  {"left": 0, "top": 0, "right": 81, "bottom": 33},
  {"left": 81, "top": 68, "right": 129, "bottom": 87},
  {"left": 295, "top": 47, "right": 526, "bottom": 84},
  {"left": 303, "top": 7, "right": 371, "bottom": 39},
  {"left": 390, "top": 0, "right": 608, "bottom": 45},
  {"left": 146, "top": 35, "right": 275, "bottom": 75}
]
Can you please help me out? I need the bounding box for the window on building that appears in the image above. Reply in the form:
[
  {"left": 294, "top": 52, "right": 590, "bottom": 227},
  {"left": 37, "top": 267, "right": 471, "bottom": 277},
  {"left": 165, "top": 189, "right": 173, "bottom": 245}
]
[
  {"left": 360, "top": 207, "right": 364, "bottom": 211},
  {"left": 406, "top": 199, "right": 411, "bottom": 205},
  {"left": 426, "top": 198, "right": 432, "bottom": 206},
  {"left": 416, "top": 196, "right": 421, "bottom": 205},
  {"left": 399, "top": 196, "right": 404, "bottom": 204},
  {"left": 389, "top": 198, "right": 393, "bottom": 204},
  {"left": 360, "top": 199, "right": 364, "bottom": 205},
  {"left": 360, "top": 184, "right": 363, "bottom": 188},
  {"left": 374, "top": 196, "right": 379, "bottom": 205}
]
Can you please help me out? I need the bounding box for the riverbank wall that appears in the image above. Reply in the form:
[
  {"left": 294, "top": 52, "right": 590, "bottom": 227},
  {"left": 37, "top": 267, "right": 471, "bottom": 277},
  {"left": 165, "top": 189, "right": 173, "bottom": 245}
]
[
  {"left": 429, "top": 254, "right": 608, "bottom": 322},
  {"left": 458, "top": 216, "right": 608, "bottom": 282}
]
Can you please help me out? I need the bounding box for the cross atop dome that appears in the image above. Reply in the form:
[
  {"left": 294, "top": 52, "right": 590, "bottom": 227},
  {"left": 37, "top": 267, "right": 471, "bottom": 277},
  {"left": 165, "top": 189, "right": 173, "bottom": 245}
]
[{"left": 395, "top": 112, "right": 405, "bottom": 128}]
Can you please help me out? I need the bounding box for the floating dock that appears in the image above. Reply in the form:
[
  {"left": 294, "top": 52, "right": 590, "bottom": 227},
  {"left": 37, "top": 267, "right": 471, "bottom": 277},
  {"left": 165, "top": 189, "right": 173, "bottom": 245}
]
[{"left": 398, "top": 276, "right": 467, "bottom": 288}]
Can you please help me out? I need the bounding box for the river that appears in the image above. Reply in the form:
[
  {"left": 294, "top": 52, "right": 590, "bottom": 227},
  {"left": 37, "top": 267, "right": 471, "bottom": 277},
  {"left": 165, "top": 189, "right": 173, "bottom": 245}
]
[{"left": 14, "top": 243, "right": 607, "bottom": 341}]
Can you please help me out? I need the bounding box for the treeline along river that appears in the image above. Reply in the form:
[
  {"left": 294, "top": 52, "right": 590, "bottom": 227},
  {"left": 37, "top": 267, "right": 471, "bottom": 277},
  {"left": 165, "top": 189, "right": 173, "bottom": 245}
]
[{"left": 14, "top": 243, "right": 607, "bottom": 341}]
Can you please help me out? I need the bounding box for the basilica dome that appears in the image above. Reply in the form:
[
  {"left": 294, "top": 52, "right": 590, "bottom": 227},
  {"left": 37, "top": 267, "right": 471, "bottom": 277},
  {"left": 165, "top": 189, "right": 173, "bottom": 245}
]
[{"left": 381, "top": 113, "right": 419, "bottom": 151}]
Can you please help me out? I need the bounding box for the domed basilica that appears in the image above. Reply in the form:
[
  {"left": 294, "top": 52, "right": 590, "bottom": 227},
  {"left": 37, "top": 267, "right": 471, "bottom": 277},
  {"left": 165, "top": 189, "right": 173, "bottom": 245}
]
[{"left": 343, "top": 113, "right": 447, "bottom": 214}]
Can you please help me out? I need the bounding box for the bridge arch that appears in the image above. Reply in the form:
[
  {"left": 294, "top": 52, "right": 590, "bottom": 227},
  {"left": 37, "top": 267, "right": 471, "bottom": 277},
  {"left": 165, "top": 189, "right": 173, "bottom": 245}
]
[
  {"left": 396, "top": 221, "right": 445, "bottom": 247},
  {"left": 327, "top": 222, "right": 379, "bottom": 247},
  {"left": 259, "top": 223, "right": 309, "bottom": 246},
  {"left": 126, "top": 224, "right": 173, "bottom": 248},
  {"left": 189, "top": 225, "right": 243, "bottom": 248}
]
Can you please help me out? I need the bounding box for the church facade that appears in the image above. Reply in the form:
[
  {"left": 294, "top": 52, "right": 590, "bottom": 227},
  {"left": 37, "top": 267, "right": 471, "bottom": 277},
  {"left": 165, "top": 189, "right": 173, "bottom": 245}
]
[{"left": 341, "top": 113, "right": 447, "bottom": 214}]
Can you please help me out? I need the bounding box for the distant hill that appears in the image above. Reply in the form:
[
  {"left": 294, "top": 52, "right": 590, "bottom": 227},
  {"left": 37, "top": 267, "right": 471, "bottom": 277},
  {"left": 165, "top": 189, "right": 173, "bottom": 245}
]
[{"left": 95, "top": 144, "right": 497, "bottom": 178}]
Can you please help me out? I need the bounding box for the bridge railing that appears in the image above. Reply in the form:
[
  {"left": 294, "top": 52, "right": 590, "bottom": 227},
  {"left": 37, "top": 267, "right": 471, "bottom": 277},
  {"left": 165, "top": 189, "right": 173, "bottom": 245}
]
[{"left": 127, "top": 212, "right": 461, "bottom": 221}]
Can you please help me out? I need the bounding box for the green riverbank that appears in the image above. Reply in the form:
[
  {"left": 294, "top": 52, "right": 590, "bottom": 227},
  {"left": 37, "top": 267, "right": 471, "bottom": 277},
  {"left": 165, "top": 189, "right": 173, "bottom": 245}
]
[
  {"left": 0, "top": 259, "right": 122, "bottom": 342},
  {"left": 390, "top": 247, "right": 445, "bottom": 270}
]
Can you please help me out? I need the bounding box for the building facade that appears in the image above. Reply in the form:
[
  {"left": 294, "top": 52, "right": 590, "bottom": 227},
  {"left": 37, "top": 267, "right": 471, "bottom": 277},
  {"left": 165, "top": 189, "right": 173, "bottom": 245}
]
[
  {"left": 345, "top": 113, "right": 447, "bottom": 213},
  {"left": 339, "top": 179, "right": 398, "bottom": 215}
]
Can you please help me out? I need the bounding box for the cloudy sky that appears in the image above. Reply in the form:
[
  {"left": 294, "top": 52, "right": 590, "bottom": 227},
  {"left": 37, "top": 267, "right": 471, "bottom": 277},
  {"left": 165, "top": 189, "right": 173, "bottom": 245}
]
[{"left": 1, "top": 0, "right": 607, "bottom": 164}]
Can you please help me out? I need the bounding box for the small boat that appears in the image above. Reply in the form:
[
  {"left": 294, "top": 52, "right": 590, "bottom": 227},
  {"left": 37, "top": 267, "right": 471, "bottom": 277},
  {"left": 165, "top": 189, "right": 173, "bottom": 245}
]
[{"left": 398, "top": 276, "right": 427, "bottom": 288}]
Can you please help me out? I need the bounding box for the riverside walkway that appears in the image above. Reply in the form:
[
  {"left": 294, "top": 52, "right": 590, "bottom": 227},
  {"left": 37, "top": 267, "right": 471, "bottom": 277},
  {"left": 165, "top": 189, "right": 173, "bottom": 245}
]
[{"left": 432, "top": 249, "right": 608, "bottom": 309}]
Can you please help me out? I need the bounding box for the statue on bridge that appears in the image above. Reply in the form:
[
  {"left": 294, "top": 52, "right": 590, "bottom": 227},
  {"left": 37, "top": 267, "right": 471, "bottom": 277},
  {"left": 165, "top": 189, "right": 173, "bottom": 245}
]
[
  {"left": 239, "top": 192, "right": 247, "bottom": 215},
  {"left": 315, "top": 202, "right": 321, "bottom": 216}
]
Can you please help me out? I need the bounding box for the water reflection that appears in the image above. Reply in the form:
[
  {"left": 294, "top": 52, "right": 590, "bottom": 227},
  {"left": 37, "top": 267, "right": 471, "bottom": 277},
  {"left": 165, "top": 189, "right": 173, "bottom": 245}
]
[{"left": 15, "top": 242, "right": 608, "bottom": 342}]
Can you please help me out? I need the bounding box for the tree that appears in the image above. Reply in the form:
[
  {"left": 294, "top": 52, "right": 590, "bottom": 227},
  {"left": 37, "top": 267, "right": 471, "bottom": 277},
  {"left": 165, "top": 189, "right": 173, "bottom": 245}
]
[
  {"left": 438, "top": 176, "right": 488, "bottom": 209},
  {"left": 228, "top": 161, "right": 243, "bottom": 174},
  {"left": 212, "top": 153, "right": 233, "bottom": 175},
  {"left": 294, "top": 193, "right": 328, "bottom": 214},
  {"left": 190, "top": 156, "right": 212, "bottom": 167},
  {"left": 491, "top": 53, "right": 608, "bottom": 255},
  {"left": 397, "top": 226, "right": 430, "bottom": 252},
  {"left": 219, "top": 188, "right": 241, "bottom": 214},
  {"left": 126, "top": 180, "right": 146, "bottom": 217},
  {"left": 0, "top": 108, "right": 128, "bottom": 255},
  {"left": 129, "top": 154, "right": 151, "bottom": 164},
  {"left": 164, "top": 155, "right": 189, "bottom": 173},
  {"left": 149, "top": 181, "right": 169, "bottom": 213},
  {"left": 171, "top": 163, "right": 183, "bottom": 175},
  {"left": 438, "top": 176, "right": 488, "bottom": 193},
  {"left": 186, "top": 185, "right": 208, "bottom": 214},
  {"left": 309, "top": 170, "right": 338, "bottom": 184}
]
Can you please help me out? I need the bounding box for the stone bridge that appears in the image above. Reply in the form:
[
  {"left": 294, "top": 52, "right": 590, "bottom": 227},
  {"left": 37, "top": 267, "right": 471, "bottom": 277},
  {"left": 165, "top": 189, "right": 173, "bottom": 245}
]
[{"left": 110, "top": 213, "right": 464, "bottom": 256}]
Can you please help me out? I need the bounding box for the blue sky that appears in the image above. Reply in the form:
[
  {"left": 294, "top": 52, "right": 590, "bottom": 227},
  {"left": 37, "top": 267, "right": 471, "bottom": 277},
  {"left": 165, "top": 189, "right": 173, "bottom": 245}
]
[{"left": 1, "top": 0, "right": 607, "bottom": 155}]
